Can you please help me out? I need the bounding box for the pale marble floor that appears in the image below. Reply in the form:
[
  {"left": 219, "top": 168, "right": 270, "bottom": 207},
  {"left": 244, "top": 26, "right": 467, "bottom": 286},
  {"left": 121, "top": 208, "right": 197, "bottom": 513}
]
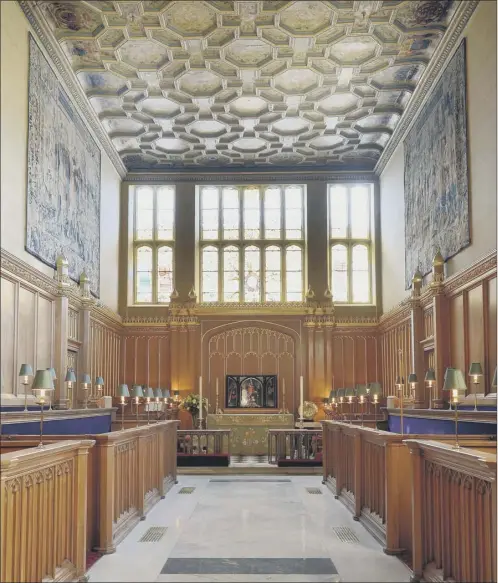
[{"left": 87, "top": 476, "right": 411, "bottom": 583}]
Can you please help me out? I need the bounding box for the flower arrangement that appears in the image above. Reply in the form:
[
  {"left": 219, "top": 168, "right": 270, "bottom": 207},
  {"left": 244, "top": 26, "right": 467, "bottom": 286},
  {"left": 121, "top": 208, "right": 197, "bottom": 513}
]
[{"left": 181, "top": 394, "right": 207, "bottom": 415}]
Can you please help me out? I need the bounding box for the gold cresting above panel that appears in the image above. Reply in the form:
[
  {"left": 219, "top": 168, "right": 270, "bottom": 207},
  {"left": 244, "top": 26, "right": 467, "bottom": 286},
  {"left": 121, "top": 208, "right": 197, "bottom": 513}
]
[{"left": 36, "top": 0, "right": 458, "bottom": 171}]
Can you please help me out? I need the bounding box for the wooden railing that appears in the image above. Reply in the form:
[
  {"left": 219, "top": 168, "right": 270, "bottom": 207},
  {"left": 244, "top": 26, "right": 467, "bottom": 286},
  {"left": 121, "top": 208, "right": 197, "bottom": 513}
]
[
  {"left": 177, "top": 430, "right": 230, "bottom": 456},
  {"left": 406, "top": 440, "right": 497, "bottom": 583},
  {"left": 0, "top": 420, "right": 178, "bottom": 556},
  {"left": 1, "top": 439, "right": 95, "bottom": 583},
  {"left": 267, "top": 429, "right": 322, "bottom": 464},
  {"left": 321, "top": 421, "right": 496, "bottom": 559}
]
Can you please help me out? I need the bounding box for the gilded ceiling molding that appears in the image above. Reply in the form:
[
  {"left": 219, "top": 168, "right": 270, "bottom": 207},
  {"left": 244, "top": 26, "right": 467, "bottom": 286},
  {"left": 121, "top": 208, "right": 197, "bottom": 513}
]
[
  {"left": 124, "top": 171, "right": 378, "bottom": 184},
  {"left": 375, "top": 0, "right": 479, "bottom": 175},
  {"left": 18, "top": 1, "right": 127, "bottom": 179}
]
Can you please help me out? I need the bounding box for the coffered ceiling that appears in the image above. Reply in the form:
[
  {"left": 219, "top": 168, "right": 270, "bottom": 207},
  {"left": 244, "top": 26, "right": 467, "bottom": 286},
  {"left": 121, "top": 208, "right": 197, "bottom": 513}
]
[{"left": 34, "top": 0, "right": 460, "bottom": 172}]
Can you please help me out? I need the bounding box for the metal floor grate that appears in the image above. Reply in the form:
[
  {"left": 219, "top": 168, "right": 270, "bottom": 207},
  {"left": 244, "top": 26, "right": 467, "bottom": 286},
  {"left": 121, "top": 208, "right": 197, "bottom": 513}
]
[
  {"left": 306, "top": 487, "right": 322, "bottom": 495},
  {"left": 332, "top": 526, "right": 360, "bottom": 543},
  {"left": 178, "top": 487, "right": 196, "bottom": 494},
  {"left": 139, "top": 527, "right": 167, "bottom": 542}
]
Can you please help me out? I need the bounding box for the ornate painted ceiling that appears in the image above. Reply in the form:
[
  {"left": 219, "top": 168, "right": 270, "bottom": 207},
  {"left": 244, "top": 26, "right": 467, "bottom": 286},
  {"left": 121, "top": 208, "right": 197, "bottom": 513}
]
[{"left": 35, "top": 0, "right": 459, "bottom": 172}]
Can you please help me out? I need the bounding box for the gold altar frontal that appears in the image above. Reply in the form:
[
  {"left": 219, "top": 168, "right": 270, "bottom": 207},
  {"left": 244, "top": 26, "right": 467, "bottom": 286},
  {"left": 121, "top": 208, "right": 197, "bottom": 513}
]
[{"left": 207, "top": 411, "right": 295, "bottom": 456}]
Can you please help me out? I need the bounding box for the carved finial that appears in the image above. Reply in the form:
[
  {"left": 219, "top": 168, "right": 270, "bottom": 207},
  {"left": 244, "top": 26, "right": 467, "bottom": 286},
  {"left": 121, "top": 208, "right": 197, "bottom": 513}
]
[
  {"left": 431, "top": 250, "right": 445, "bottom": 285},
  {"left": 432, "top": 250, "right": 444, "bottom": 267},
  {"left": 56, "top": 255, "right": 70, "bottom": 286},
  {"left": 170, "top": 288, "right": 179, "bottom": 302},
  {"left": 79, "top": 271, "right": 91, "bottom": 300},
  {"left": 411, "top": 268, "right": 423, "bottom": 297},
  {"left": 324, "top": 286, "right": 333, "bottom": 300},
  {"left": 188, "top": 286, "right": 197, "bottom": 301},
  {"left": 305, "top": 285, "right": 315, "bottom": 300}
]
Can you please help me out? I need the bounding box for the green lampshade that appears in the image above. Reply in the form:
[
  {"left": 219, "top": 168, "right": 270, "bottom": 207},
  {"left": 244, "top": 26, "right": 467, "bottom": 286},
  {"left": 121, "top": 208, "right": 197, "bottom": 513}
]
[
  {"left": 443, "top": 368, "right": 467, "bottom": 391},
  {"left": 355, "top": 384, "right": 368, "bottom": 396},
  {"left": 395, "top": 376, "right": 404, "bottom": 387},
  {"left": 163, "top": 389, "right": 171, "bottom": 399},
  {"left": 64, "top": 369, "right": 76, "bottom": 383},
  {"left": 81, "top": 374, "right": 91, "bottom": 385},
  {"left": 408, "top": 373, "right": 418, "bottom": 384},
  {"left": 344, "top": 387, "right": 355, "bottom": 397},
  {"left": 154, "top": 388, "right": 163, "bottom": 398},
  {"left": 468, "top": 362, "right": 483, "bottom": 377},
  {"left": 368, "top": 382, "right": 382, "bottom": 395},
  {"left": 492, "top": 368, "right": 497, "bottom": 389},
  {"left": 118, "top": 384, "right": 129, "bottom": 398},
  {"left": 336, "top": 388, "right": 345, "bottom": 399},
  {"left": 132, "top": 385, "right": 144, "bottom": 398},
  {"left": 145, "top": 387, "right": 154, "bottom": 399},
  {"left": 95, "top": 376, "right": 104, "bottom": 386},
  {"left": 329, "top": 389, "right": 337, "bottom": 401},
  {"left": 19, "top": 364, "right": 33, "bottom": 377},
  {"left": 425, "top": 369, "right": 436, "bottom": 383},
  {"left": 32, "top": 369, "right": 55, "bottom": 391},
  {"left": 47, "top": 367, "right": 57, "bottom": 381}
]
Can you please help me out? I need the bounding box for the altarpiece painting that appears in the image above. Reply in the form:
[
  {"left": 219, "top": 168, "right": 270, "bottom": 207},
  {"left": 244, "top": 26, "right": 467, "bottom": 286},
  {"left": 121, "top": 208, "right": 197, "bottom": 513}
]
[
  {"left": 226, "top": 375, "right": 277, "bottom": 408},
  {"left": 404, "top": 39, "right": 469, "bottom": 289},
  {"left": 26, "top": 35, "right": 101, "bottom": 296}
]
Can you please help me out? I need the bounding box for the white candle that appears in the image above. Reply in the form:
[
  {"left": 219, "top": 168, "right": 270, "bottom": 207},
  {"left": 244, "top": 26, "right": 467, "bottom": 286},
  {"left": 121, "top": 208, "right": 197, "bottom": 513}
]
[
  {"left": 216, "top": 377, "right": 219, "bottom": 396},
  {"left": 282, "top": 378, "right": 286, "bottom": 398},
  {"left": 300, "top": 376, "right": 304, "bottom": 421},
  {"left": 199, "top": 376, "right": 203, "bottom": 421}
]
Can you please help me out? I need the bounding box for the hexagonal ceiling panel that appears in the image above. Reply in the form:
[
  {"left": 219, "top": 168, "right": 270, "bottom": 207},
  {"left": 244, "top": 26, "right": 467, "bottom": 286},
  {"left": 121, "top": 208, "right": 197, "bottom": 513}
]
[{"left": 38, "top": 0, "right": 458, "bottom": 171}]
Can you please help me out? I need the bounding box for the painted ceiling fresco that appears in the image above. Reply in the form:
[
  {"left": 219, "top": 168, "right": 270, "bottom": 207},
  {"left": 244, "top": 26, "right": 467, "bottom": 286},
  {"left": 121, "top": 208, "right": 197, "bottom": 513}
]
[{"left": 38, "top": 0, "right": 457, "bottom": 171}]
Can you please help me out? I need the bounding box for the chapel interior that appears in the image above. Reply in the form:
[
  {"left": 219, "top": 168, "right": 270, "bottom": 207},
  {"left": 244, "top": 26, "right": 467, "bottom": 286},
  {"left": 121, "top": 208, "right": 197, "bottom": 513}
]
[{"left": 0, "top": 1, "right": 497, "bottom": 582}]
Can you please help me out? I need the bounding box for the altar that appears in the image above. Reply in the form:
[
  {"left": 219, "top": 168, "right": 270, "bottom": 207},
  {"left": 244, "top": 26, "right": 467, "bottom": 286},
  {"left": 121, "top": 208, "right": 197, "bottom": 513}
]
[{"left": 206, "top": 412, "right": 295, "bottom": 456}]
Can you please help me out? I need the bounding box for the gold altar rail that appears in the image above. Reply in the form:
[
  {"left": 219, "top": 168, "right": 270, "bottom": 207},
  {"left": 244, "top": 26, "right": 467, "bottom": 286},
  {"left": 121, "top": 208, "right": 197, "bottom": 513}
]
[
  {"left": 406, "top": 440, "right": 496, "bottom": 583},
  {"left": 321, "top": 421, "right": 496, "bottom": 560},
  {"left": 1, "top": 439, "right": 95, "bottom": 583},
  {"left": 177, "top": 430, "right": 231, "bottom": 456},
  {"left": 267, "top": 429, "right": 322, "bottom": 464},
  {"left": 0, "top": 421, "right": 178, "bottom": 555}
]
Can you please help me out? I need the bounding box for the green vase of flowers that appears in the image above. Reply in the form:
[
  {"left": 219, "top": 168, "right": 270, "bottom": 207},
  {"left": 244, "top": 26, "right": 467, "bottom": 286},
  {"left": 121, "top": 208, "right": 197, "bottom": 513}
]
[{"left": 182, "top": 394, "right": 207, "bottom": 427}]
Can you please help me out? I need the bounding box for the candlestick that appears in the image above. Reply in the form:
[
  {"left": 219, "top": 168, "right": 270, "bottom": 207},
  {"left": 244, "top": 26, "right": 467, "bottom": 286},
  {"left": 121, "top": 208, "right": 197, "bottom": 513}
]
[
  {"left": 299, "top": 376, "right": 304, "bottom": 428},
  {"left": 199, "top": 376, "right": 203, "bottom": 428},
  {"left": 215, "top": 377, "right": 220, "bottom": 413}
]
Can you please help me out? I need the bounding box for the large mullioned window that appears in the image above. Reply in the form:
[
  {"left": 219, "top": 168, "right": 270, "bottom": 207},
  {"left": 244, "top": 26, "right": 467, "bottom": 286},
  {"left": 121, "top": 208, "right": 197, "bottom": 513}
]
[
  {"left": 134, "top": 185, "right": 175, "bottom": 304},
  {"left": 329, "top": 183, "right": 373, "bottom": 304},
  {"left": 199, "top": 185, "right": 305, "bottom": 303}
]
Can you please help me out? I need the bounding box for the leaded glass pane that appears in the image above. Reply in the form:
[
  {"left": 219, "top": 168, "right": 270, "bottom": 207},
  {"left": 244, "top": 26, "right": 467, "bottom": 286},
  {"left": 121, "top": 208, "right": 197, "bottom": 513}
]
[
  {"left": 202, "top": 246, "right": 219, "bottom": 302},
  {"left": 286, "top": 245, "right": 302, "bottom": 301},
  {"left": 351, "top": 186, "right": 370, "bottom": 239},
  {"left": 285, "top": 186, "right": 303, "bottom": 239},
  {"left": 156, "top": 186, "right": 174, "bottom": 240},
  {"left": 136, "top": 246, "right": 152, "bottom": 302},
  {"left": 201, "top": 187, "right": 219, "bottom": 240},
  {"left": 329, "top": 186, "right": 347, "bottom": 238},
  {"left": 243, "top": 188, "right": 260, "bottom": 239},
  {"left": 136, "top": 187, "right": 153, "bottom": 240},
  {"left": 157, "top": 246, "right": 173, "bottom": 302},
  {"left": 264, "top": 188, "right": 281, "bottom": 239},
  {"left": 223, "top": 246, "right": 239, "bottom": 302},
  {"left": 222, "top": 187, "right": 239, "bottom": 240},
  {"left": 264, "top": 246, "right": 281, "bottom": 302},
  {"left": 244, "top": 246, "right": 260, "bottom": 302},
  {"left": 331, "top": 244, "right": 348, "bottom": 302},
  {"left": 352, "top": 244, "right": 370, "bottom": 303}
]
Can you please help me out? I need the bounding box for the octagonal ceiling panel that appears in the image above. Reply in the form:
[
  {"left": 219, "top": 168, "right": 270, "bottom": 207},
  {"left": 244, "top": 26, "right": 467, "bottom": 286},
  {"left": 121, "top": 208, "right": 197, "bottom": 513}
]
[{"left": 37, "top": 0, "right": 460, "bottom": 170}]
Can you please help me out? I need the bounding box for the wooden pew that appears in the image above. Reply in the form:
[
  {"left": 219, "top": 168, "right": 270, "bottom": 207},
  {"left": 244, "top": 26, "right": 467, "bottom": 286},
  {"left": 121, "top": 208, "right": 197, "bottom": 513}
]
[
  {"left": 406, "top": 439, "right": 496, "bottom": 583},
  {"left": 0, "top": 420, "right": 178, "bottom": 555},
  {"left": 1, "top": 439, "right": 95, "bottom": 583},
  {"left": 321, "top": 421, "right": 495, "bottom": 558}
]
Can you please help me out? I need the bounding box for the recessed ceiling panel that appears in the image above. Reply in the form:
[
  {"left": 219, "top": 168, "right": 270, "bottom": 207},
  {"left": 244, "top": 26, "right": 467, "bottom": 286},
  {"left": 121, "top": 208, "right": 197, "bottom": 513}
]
[{"left": 38, "top": 0, "right": 459, "bottom": 170}]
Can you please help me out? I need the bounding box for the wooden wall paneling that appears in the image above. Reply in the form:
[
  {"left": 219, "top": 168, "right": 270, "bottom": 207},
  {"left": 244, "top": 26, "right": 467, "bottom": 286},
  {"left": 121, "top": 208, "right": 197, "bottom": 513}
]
[
  {"left": 449, "top": 294, "right": 465, "bottom": 373},
  {"left": 17, "top": 286, "right": 36, "bottom": 385},
  {"left": 487, "top": 277, "right": 497, "bottom": 392},
  {"left": 314, "top": 329, "right": 325, "bottom": 399},
  {"left": 467, "top": 284, "right": 485, "bottom": 390},
  {"left": 37, "top": 294, "right": 55, "bottom": 373},
  {"left": 1, "top": 277, "right": 16, "bottom": 393}
]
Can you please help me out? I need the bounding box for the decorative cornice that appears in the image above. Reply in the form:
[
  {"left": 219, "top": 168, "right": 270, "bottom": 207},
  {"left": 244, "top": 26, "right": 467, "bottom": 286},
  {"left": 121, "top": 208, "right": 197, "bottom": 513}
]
[
  {"left": 18, "top": 1, "right": 127, "bottom": 179},
  {"left": 91, "top": 302, "right": 123, "bottom": 328},
  {"left": 443, "top": 250, "right": 497, "bottom": 296},
  {"left": 375, "top": 0, "right": 479, "bottom": 176},
  {"left": 378, "top": 299, "right": 411, "bottom": 331},
  {"left": 124, "top": 171, "right": 378, "bottom": 184}
]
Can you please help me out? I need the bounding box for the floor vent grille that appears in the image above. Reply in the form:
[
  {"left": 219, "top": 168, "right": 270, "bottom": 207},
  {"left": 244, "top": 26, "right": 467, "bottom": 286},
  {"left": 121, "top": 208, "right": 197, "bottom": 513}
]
[
  {"left": 306, "top": 487, "right": 322, "bottom": 495},
  {"left": 332, "top": 526, "right": 360, "bottom": 543},
  {"left": 178, "top": 487, "right": 196, "bottom": 494},
  {"left": 139, "top": 527, "right": 167, "bottom": 542}
]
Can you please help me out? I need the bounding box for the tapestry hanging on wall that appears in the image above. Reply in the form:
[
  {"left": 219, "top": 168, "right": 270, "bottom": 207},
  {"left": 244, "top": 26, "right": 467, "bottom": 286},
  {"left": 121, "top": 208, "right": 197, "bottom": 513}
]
[
  {"left": 26, "top": 34, "right": 101, "bottom": 296},
  {"left": 404, "top": 39, "right": 469, "bottom": 289},
  {"left": 226, "top": 375, "right": 278, "bottom": 408}
]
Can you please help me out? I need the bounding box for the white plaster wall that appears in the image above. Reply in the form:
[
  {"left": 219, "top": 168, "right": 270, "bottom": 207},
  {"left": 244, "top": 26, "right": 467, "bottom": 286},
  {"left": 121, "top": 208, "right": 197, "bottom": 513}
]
[
  {"left": 380, "top": 1, "right": 497, "bottom": 312},
  {"left": 0, "top": 1, "right": 121, "bottom": 311}
]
